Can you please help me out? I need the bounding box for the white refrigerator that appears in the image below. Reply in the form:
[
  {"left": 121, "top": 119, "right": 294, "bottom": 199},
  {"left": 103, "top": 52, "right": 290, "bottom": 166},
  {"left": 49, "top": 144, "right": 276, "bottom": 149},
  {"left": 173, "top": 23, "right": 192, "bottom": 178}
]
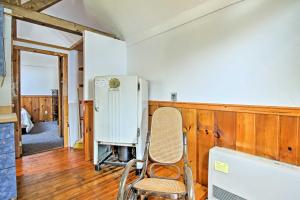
[{"left": 93, "top": 75, "right": 148, "bottom": 168}]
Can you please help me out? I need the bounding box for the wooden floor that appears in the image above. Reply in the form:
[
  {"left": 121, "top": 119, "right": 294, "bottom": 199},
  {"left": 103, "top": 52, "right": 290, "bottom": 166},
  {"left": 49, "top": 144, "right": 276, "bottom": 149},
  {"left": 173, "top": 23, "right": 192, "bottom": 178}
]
[{"left": 16, "top": 148, "right": 207, "bottom": 200}]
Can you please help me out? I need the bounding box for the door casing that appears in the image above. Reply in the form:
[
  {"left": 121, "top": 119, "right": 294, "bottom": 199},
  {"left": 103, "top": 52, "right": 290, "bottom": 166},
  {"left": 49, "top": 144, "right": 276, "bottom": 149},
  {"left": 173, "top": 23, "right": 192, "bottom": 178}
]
[{"left": 12, "top": 45, "right": 69, "bottom": 157}]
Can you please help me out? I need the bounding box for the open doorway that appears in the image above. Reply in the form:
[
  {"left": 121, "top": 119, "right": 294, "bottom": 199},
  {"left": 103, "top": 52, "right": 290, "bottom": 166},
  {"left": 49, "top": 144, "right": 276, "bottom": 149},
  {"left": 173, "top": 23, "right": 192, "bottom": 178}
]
[
  {"left": 12, "top": 46, "right": 69, "bottom": 157},
  {"left": 19, "top": 51, "right": 62, "bottom": 155}
]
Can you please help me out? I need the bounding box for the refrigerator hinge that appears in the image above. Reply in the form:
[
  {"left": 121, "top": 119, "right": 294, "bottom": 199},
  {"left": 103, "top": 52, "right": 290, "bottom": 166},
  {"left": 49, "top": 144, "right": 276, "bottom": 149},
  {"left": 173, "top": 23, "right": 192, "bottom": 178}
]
[{"left": 137, "top": 128, "right": 140, "bottom": 138}]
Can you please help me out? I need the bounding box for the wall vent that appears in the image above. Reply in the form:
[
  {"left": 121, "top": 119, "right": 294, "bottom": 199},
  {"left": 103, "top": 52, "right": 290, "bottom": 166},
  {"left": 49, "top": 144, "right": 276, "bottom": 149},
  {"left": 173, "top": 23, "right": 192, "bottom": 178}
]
[{"left": 213, "top": 185, "right": 246, "bottom": 200}]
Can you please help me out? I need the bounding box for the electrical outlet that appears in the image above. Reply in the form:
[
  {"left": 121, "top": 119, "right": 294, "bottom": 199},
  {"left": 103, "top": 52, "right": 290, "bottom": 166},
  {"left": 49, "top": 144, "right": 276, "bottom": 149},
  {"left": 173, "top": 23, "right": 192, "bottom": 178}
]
[{"left": 171, "top": 92, "right": 177, "bottom": 102}]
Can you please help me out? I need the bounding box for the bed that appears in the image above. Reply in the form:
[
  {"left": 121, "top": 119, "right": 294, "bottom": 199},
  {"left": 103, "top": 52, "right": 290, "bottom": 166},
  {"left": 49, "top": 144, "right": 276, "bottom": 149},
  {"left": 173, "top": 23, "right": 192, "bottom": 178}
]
[{"left": 21, "top": 108, "right": 34, "bottom": 133}]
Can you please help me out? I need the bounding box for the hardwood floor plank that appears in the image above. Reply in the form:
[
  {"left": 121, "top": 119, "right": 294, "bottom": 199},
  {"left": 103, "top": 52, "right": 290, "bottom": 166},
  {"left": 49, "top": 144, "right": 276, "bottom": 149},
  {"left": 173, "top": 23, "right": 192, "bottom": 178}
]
[{"left": 17, "top": 148, "right": 207, "bottom": 200}]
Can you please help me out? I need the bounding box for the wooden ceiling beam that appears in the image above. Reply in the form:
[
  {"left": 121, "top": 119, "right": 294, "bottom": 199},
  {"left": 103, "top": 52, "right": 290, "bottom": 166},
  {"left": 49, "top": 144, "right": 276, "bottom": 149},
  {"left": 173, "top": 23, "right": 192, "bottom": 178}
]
[
  {"left": 21, "top": 0, "right": 62, "bottom": 12},
  {"left": 3, "top": 0, "right": 20, "bottom": 5},
  {"left": 0, "top": 2, "right": 117, "bottom": 38},
  {"left": 14, "top": 37, "right": 72, "bottom": 51}
]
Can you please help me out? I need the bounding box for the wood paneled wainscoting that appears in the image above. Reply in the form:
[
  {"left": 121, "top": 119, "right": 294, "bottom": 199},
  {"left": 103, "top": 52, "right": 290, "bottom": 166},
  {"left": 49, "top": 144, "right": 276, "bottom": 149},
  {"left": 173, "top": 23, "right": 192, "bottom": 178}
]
[
  {"left": 83, "top": 100, "right": 300, "bottom": 197},
  {"left": 21, "top": 95, "right": 53, "bottom": 122},
  {"left": 149, "top": 101, "right": 300, "bottom": 187},
  {"left": 83, "top": 100, "right": 94, "bottom": 161}
]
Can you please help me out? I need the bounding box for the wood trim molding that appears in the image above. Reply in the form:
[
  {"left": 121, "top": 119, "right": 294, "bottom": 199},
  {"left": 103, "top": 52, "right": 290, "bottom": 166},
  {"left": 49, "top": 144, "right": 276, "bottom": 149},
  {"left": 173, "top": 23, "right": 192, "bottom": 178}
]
[
  {"left": 13, "top": 45, "right": 69, "bottom": 156},
  {"left": 149, "top": 100, "right": 300, "bottom": 116},
  {"left": 70, "top": 38, "right": 83, "bottom": 51},
  {"left": 14, "top": 38, "right": 72, "bottom": 51},
  {"left": 12, "top": 47, "right": 22, "bottom": 157},
  {"left": 14, "top": 45, "right": 67, "bottom": 56},
  {"left": 83, "top": 100, "right": 94, "bottom": 161}
]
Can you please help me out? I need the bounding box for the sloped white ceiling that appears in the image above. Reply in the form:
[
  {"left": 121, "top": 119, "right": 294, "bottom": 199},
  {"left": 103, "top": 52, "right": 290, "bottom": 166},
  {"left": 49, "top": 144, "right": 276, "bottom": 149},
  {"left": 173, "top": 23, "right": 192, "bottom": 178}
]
[
  {"left": 43, "top": 0, "right": 208, "bottom": 40},
  {"left": 18, "top": 0, "right": 241, "bottom": 46},
  {"left": 43, "top": 0, "right": 242, "bottom": 43}
]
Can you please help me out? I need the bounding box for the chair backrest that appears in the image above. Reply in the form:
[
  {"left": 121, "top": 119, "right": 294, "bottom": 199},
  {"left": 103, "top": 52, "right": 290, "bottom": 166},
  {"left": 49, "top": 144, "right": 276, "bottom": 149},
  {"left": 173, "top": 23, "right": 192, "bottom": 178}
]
[{"left": 149, "top": 107, "right": 183, "bottom": 164}]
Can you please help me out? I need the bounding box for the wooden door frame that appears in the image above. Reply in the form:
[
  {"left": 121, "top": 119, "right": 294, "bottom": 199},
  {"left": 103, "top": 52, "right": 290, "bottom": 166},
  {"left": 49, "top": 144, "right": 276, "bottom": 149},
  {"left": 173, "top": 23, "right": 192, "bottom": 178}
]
[{"left": 12, "top": 45, "right": 69, "bottom": 157}]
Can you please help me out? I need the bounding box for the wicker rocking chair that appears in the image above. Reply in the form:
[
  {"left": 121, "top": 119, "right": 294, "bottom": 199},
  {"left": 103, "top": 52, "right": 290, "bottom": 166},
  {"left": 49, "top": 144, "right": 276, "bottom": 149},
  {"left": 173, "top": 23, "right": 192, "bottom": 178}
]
[{"left": 117, "top": 107, "right": 195, "bottom": 200}]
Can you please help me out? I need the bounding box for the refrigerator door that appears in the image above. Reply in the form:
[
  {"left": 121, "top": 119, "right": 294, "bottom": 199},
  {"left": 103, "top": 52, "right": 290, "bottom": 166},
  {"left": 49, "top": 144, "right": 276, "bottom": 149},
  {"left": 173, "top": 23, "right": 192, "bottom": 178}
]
[{"left": 94, "top": 76, "right": 138, "bottom": 145}]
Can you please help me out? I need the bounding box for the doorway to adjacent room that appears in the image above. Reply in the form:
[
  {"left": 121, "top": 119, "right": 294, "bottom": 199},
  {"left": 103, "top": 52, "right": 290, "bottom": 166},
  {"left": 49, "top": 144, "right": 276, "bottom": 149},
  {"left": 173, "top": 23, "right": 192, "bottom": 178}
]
[{"left": 12, "top": 46, "right": 69, "bottom": 157}]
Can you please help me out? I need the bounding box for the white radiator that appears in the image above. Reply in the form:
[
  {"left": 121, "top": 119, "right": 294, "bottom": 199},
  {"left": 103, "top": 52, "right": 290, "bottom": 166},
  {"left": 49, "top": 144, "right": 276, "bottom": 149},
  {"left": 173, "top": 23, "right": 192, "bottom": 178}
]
[
  {"left": 208, "top": 147, "right": 300, "bottom": 200},
  {"left": 93, "top": 76, "right": 148, "bottom": 166}
]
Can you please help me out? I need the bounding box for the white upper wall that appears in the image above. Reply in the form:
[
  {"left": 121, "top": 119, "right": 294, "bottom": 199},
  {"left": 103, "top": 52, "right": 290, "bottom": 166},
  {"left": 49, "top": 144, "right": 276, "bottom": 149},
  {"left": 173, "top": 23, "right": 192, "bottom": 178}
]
[
  {"left": 21, "top": 51, "right": 58, "bottom": 68},
  {"left": 0, "top": 11, "right": 12, "bottom": 106},
  {"left": 83, "top": 31, "right": 127, "bottom": 100},
  {"left": 9, "top": 0, "right": 300, "bottom": 107},
  {"left": 20, "top": 51, "right": 59, "bottom": 95},
  {"left": 127, "top": 0, "right": 300, "bottom": 106}
]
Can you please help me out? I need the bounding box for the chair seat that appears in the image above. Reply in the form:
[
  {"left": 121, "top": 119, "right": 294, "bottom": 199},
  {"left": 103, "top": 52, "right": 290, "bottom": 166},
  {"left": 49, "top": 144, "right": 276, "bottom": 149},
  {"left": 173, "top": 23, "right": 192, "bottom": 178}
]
[{"left": 133, "top": 178, "right": 186, "bottom": 195}]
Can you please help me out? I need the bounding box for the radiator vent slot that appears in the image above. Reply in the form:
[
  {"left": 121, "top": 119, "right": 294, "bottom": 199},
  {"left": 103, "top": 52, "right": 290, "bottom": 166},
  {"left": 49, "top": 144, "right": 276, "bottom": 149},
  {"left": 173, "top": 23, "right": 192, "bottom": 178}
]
[{"left": 213, "top": 185, "right": 247, "bottom": 200}]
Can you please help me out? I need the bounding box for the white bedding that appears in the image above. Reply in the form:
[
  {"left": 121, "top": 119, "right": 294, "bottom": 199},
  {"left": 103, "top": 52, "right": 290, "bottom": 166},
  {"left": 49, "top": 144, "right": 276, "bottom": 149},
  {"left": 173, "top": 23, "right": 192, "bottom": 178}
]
[{"left": 21, "top": 108, "right": 34, "bottom": 133}]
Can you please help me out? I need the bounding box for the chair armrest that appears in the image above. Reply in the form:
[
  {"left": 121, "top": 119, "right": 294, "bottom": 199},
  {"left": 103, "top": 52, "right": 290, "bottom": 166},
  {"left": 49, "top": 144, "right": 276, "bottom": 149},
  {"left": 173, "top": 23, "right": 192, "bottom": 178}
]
[
  {"left": 184, "top": 165, "right": 195, "bottom": 200},
  {"left": 117, "top": 159, "right": 143, "bottom": 200}
]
